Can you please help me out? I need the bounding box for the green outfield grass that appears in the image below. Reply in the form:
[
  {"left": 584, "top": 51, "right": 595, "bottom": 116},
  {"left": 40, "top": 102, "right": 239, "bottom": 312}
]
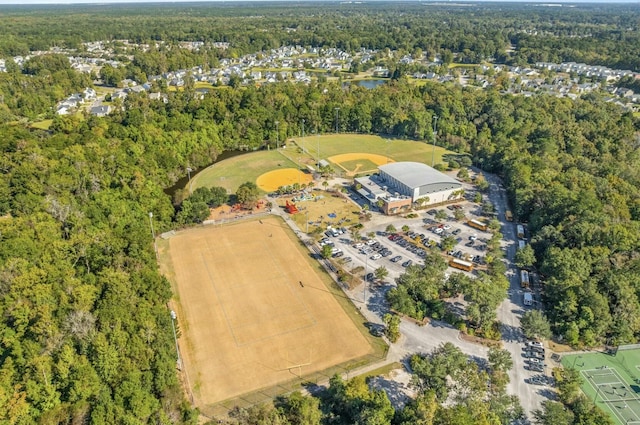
[
  {"left": 191, "top": 149, "right": 298, "bottom": 193},
  {"left": 562, "top": 349, "right": 640, "bottom": 425},
  {"left": 298, "top": 134, "right": 451, "bottom": 165},
  {"left": 191, "top": 134, "right": 455, "bottom": 193},
  {"left": 337, "top": 158, "right": 380, "bottom": 174}
]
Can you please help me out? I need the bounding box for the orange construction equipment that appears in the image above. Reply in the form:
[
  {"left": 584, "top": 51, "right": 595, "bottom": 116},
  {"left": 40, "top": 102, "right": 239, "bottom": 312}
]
[{"left": 285, "top": 200, "right": 299, "bottom": 214}]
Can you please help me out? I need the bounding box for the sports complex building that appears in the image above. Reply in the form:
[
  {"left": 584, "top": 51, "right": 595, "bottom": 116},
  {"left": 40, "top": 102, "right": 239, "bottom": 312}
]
[{"left": 354, "top": 162, "right": 463, "bottom": 215}]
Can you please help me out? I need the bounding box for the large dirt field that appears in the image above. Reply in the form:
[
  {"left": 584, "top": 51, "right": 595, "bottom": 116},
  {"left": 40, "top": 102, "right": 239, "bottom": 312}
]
[{"left": 159, "top": 216, "right": 374, "bottom": 408}]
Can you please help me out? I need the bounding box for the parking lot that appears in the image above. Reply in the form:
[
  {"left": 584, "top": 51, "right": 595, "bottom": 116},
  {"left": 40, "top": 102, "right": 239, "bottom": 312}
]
[{"left": 317, "top": 197, "right": 494, "bottom": 285}]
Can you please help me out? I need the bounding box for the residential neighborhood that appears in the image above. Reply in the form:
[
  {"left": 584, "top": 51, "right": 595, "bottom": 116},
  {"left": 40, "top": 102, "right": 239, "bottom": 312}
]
[{"left": 2, "top": 40, "right": 640, "bottom": 118}]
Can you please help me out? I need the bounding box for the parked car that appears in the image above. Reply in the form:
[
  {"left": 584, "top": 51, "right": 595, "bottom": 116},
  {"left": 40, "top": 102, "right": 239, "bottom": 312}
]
[
  {"left": 402, "top": 260, "right": 413, "bottom": 267},
  {"left": 354, "top": 242, "right": 364, "bottom": 249},
  {"left": 452, "top": 228, "right": 462, "bottom": 235},
  {"left": 370, "top": 254, "right": 382, "bottom": 260},
  {"left": 365, "top": 273, "right": 374, "bottom": 281},
  {"left": 434, "top": 228, "right": 444, "bottom": 234},
  {"left": 366, "top": 239, "right": 376, "bottom": 246},
  {"left": 526, "top": 351, "right": 545, "bottom": 360},
  {"left": 427, "top": 209, "right": 437, "bottom": 215},
  {"left": 332, "top": 251, "right": 344, "bottom": 258},
  {"left": 342, "top": 257, "right": 352, "bottom": 263},
  {"left": 527, "top": 341, "right": 544, "bottom": 350},
  {"left": 391, "top": 255, "right": 402, "bottom": 263},
  {"left": 443, "top": 224, "right": 452, "bottom": 230}
]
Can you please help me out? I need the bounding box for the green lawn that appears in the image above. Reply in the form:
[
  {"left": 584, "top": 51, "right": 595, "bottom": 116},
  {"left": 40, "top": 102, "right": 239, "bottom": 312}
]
[
  {"left": 191, "top": 134, "right": 456, "bottom": 193},
  {"left": 297, "top": 134, "right": 452, "bottom": 165},
  {"left": 190, "top": 149, "right": 298, "bottom": 193},
  {"left": 337, "top": 158, "right": 380, "bottom": 174},
  {"left": 30, "top": 119, "right": 53, "bottom": 130},
  {"left": 562, "top": 350, "right": 640, "bottom": 425}
]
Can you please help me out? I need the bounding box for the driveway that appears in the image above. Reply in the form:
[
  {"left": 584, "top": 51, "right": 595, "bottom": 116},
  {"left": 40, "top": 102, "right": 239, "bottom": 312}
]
[{"left": 484, "top": 170, "right": 553, "bottom": 416}]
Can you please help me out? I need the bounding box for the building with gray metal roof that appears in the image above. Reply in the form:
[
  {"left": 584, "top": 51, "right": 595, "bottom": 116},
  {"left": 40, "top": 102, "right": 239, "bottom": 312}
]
[
  {"left": 353, "top": 162, "right": 463, "bottom": 215},
  {"left": 378, "top": 162, "right": 462, "bottom": 203}
]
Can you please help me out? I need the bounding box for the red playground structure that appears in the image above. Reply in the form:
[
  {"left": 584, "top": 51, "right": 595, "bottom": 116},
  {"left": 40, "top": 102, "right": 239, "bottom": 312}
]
[{"left": 285, "top": 200, "right": 299, "bottom": 214}]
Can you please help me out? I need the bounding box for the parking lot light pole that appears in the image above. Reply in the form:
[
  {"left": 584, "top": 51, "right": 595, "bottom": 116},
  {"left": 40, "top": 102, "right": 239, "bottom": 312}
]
[
  {"left": 170, "top": 310, "right": 182, "bottom": 369},
  {"left": 301, "top": 119, "right": 305, "bottom": 153},
  {"left": 431, "top": 115, "right": 439, "bottom": 167},
  {"left": 316, "top": 127, "right": 320, "bottom": 166}
]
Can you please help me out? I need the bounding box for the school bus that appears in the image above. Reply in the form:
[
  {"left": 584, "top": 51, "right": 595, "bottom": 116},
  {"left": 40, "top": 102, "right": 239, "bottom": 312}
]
[
  {"left": 520, "top": 270, "right": 530, "bottom": 289},
  {"left": 505, "top": 210, "right": 513, "bottom": 221},
  {"left": 467, "top": 219, "right": 488, "bottom": 231},
  {"left": 449, "top": 258, "right": 474, "bottom": 272}
]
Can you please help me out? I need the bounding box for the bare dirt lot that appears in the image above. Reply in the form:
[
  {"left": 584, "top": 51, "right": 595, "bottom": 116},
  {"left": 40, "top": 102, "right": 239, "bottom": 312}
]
[{"left": 159, "top": 216, "right": 374, "bottom": 410}]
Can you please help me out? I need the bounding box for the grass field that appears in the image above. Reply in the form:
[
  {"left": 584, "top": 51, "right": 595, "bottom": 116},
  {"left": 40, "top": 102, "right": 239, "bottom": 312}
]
[
  {"left": 191, "top": 134, "right": 454, "bottom": 194},
  {"left": 29, "top": 119, "right": 53, "bottom": 130},
  {"left": 297, "top": 134, "right": 450, "bottom": 165},
  {"left": 562, "top": 349, "right": 640, "bottom": 425},
  {"left": 158, "top": 216, "right": 381, "bottom": 414},
  {"left": 336, "top": 158, "right": 379, "bottom": 175},
  {"left": 191, "top": 150, "right": 298, "bottom": 193}
]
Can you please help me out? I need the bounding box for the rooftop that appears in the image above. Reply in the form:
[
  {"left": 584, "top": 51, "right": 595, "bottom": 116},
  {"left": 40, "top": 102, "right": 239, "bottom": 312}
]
[{"left": 378, "top": 162, "right": 459, "bottom": 189}]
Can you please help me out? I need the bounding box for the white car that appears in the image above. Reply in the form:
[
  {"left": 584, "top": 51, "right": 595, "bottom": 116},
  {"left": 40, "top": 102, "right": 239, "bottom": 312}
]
[
  {"left": 366, "top": 239, "right": 376, "bottom": 246},
  {"left": 527, "top": 341, "right": 544, "bottom": 349},
  {"left": 370, "top": 254, "right": 382, "bottom": 260},
  {"left": 469, "top": 234, "right": 477, "bottom": 241},
  {"left": 528, "top": 358, "right": 543, "bottom": 365},
  {"left": 443, "top": 224, "right": 452, "bottom": 230},
  {"left": 434, "top": 228, "right": 444, "bottom": 234},
  {"left": 354, "top": 242, "right": 364, "bottom": 249}
]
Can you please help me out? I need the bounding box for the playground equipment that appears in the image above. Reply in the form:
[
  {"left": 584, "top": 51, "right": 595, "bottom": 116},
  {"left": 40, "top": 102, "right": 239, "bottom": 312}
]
[
  {"left": 293, "top": 192, "right": 316, "bottom": 202},
  {"left": 285, "top": 200, "right": 299, "bottom": 214}
]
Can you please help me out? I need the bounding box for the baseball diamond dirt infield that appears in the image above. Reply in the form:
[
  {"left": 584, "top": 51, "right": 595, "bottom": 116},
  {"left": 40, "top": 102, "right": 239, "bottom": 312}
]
[
  {"left": 256, "top": 168, "right": 313, "bottom": 192},
  {"left": 328, "top": 153, "right": 394, "bottom": 176},
  {"left": 160, "top": 216, "right": 374, "bottom": 409}
]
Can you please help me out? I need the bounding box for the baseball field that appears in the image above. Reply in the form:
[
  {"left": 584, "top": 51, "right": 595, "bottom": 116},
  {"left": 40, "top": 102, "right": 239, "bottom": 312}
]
[{"left": 158, "top": 216, "right": 375, "bottom": 411}]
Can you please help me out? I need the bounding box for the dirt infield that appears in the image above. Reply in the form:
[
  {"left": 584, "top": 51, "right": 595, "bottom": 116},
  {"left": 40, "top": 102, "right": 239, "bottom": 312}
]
[
  {"left": 328, "top": 153, "right": 394, "bottom": 176},
  {"left": 256, "top": 168, "right": 314, "bottom": 192},
  {"left": 160, "top": 216, "right": 373, "bottom": 409}
]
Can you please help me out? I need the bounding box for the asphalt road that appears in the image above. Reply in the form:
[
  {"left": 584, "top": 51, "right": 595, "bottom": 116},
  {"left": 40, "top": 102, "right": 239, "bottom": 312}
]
[{"left": 484, "top": 170, "right": 553, "bottom": 417}]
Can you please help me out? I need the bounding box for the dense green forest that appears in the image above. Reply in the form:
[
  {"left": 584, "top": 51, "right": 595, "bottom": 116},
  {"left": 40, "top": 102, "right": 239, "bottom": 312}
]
[{"left": 2, "top": 2, "right": 640, "bottom": 423}]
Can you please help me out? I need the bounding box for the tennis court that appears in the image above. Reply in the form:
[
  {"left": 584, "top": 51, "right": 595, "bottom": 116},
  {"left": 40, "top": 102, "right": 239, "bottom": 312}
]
[{"left": 563, "top": 346, "right": 640, "bottom": 425}]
